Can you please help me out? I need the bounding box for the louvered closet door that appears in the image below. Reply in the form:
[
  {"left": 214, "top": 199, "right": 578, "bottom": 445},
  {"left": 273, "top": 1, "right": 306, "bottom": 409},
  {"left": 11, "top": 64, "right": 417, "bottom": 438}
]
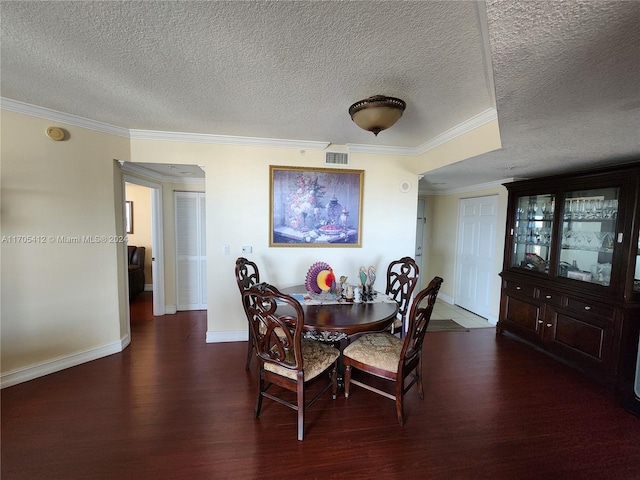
[{"left": 175, "top": 192, "right": 207, "bottom": 310}]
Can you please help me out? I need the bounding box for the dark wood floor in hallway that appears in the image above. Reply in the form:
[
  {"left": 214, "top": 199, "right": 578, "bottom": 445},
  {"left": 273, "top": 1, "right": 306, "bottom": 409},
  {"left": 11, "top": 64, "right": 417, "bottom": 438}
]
[{"left": 2, "top": 292, "right": 639, "bottom": 480}]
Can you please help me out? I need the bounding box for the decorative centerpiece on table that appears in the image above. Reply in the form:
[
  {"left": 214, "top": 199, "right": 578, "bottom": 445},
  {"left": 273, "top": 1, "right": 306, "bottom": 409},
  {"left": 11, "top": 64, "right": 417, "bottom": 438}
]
[
  {"left": 358, "top": 265, "right": 377, "bottom": 301},
  {"left": 305, "top": 262, "right": 337, "bottom": 296}
]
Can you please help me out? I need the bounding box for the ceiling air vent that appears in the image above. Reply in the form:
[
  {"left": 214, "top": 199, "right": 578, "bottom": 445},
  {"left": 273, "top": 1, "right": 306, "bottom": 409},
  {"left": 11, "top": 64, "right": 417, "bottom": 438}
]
[{"left": 325, "top": 151, "right": 349, "bottom": 166}]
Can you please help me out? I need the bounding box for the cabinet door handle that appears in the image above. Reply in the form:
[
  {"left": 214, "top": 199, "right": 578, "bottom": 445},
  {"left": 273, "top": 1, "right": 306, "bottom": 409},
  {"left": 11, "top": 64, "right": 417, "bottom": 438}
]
[
  {"left": 546, "top": 323, "right": 553, "bottom": 328},
  {"left": 516, "top": 286, "right": 522, "bottom": 290},
  {"left": 538, "top": 320, "right": 543, "bottom": 324},
  {"left": 584, "top": 306, "right": 591, "bottom": 311},
  {"left": 545, "top": 295, "right": 552, "bottom": 299}
]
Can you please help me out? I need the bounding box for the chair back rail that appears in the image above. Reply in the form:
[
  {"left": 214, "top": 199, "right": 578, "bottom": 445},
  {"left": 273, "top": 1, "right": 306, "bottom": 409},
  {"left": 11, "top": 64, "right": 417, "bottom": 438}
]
[
  {"left": 385, "top": 256, "right": 420, "bottom": 334},
  {"left": 400, "top": 276, "right": 444, "bottom": 373},
  {"left": 235, "top": 257, "right": 261, "bottom": 369},
  {"left": 243, "top": 283, "right": 305, "bottom": 371}
]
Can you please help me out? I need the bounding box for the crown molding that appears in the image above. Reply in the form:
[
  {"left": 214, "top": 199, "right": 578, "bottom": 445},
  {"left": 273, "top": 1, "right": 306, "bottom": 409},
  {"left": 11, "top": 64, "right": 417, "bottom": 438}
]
[
  {"left": 121, "top": 162, "right": 205, "bottom": 185},
  {"left": 0, "top": 98, "right": 130, "bottom": 138},
  {"left": 420, "top": 177, "right": 513, "bottom": 196},
  {"left": 129, "top": 129, "right": 330, "bottom": 151},
  {"left": 347, "top": 107, "right": 498, "bottom": 157},
  {"left": 414, "top": 108, "right": 498, "bottom": 156},
  {"left": 346, "top": 142, "right": 416, "bottom": 156},
  {"left": 2, "top": 97, "right": 496, "bottom": 157}
]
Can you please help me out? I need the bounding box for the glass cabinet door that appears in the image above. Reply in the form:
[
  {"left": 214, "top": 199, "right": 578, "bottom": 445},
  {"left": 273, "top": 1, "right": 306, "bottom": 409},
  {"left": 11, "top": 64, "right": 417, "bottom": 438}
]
[
  {"left": 511, "top": 193, "right": 555, "bottom": 273},
  {"left": 558, "top": 187, "right": 619, "bottom": 285}
]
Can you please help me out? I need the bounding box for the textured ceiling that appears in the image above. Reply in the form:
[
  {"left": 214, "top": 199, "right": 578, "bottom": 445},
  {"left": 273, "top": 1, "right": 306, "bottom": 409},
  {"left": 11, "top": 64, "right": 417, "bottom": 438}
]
[
  {"left": 424, "top": 0, "right": 640, "bottom": 191},
  {"left": 1, "top": 1, "right": 639, "bottom": 192}
]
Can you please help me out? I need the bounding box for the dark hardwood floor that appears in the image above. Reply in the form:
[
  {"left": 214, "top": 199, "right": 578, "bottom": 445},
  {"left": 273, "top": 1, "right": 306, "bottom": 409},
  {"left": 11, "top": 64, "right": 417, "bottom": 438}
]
[{"left": 2, "top": 292, "right": 639, "bottom": 479}]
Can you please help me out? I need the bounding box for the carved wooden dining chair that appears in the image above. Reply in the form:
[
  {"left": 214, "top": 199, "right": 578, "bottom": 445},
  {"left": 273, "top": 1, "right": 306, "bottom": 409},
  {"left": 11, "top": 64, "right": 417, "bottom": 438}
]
[
  {"left": 235, "top": 257, "right": 261, "bottom": 369},
  {"left": 242, "top": 283, "right": 339, "bottom": 440},
  {"left": 385, "top": 256, "right": 420, "bottom": 337},
  {"left": 343, "top": 276, "right": 443, "bottom": 425}
]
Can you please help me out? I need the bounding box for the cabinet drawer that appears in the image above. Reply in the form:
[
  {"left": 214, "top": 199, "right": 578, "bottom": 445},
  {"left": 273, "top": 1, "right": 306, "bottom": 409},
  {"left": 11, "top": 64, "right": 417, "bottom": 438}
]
[
  {"left": 538, "top": 288, "right": 562, "bottom": 306},
  {"left": 504, "top": 295, "right": 540, "bottom": 332},
  {"left": 564, "top": 297, "right": 614, "bottom": 320},
  {"left": 552, "top": 312, "right": 607, "bottom": 361},
  {"left": 504, "top": 281, "right": 535, "bottom": 298}
]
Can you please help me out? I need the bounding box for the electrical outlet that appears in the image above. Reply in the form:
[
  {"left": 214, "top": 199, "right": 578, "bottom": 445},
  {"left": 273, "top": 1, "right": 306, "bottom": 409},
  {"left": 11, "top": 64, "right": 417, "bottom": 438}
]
[
  {"left": 223, "top": 245, "right": 231, "bottom": 255},
  {"left": 241, "top": 246, "right": 252, "bottom": 253}
]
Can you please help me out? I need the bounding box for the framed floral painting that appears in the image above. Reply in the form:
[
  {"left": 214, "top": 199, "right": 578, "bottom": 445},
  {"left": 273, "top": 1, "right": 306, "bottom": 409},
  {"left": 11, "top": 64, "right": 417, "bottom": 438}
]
[{"left": 269, "top": 165, "right": 364, "bottom": 247}]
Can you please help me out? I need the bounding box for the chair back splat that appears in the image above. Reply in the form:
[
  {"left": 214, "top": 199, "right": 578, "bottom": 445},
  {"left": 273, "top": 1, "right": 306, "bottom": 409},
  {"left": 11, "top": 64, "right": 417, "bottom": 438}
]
[
  {"left": 343, "top": 276, "right": 443, "bottom": 426},
  {"left": 235, "top": 257, "right": 261, "bottom": 369},
  {"left": 385, "top": 256, "right": 420, "bottom": 336},
  {"left": 242, "top": 283, "right": 339, "bottom": 440}
]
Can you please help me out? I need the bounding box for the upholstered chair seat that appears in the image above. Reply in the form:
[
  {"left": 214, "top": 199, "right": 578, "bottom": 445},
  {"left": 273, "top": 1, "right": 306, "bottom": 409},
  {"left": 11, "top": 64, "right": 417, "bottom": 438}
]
[
  {"left": 265, "top": 339, "right": 340, "bottom": 381},
  {"left": 342, "top": 332, "right": 403, "bottom": 373}
]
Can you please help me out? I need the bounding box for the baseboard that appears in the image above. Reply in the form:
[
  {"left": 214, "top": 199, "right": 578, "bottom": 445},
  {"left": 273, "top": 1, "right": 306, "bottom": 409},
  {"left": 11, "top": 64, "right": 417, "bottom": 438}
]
[
  {"left": 206, "top": 330, "right": 247, "bottom": 343},
  {"left": 438, "top": 292, "right": 454, "bottom": 305},
  {"left": 0, "top": 334, "right": 130, "bottom": 389},
  {"left": 165, "top": 305, "right": 177, "bottom": 314},
  {"left": 144, "top": 284, "right": 153, "bottom": 291}
]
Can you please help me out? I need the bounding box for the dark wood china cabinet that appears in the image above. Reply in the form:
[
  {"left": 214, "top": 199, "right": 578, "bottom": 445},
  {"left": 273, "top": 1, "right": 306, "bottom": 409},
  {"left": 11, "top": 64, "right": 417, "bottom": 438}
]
[{"left": 497, "top": 164, "right": 640, "bottom": 414}]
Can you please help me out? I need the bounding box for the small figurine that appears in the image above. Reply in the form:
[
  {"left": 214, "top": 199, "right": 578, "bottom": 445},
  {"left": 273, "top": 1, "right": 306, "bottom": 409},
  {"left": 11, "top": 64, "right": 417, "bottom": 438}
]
[
  {"left": 367, "top": 266, "right": 376, "bottom": 287},
  {"left": 359, "top": 266, "right": 368, "bottom": 286},
  {"left": 345, "top": 284, "right": 354, "bottom": 302},
  {"left": 353, "top": 286, "right": 362, "bottom": 303}
]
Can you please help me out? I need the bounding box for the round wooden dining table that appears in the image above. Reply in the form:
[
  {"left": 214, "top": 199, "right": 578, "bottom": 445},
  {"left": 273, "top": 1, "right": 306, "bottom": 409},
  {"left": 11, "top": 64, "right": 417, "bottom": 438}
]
[{"left": 280, "top": 285, "right": 399, "bottom": 338}]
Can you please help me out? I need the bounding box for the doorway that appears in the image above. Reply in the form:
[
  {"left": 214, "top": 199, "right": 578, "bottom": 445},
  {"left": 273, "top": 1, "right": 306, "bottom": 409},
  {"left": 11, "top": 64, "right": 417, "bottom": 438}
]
[
  {"left": 455, "top": 195, "right": 498, "bottom": 319},
  {"left": 123, "top": 174, "right": 166, "bottom": 317}
]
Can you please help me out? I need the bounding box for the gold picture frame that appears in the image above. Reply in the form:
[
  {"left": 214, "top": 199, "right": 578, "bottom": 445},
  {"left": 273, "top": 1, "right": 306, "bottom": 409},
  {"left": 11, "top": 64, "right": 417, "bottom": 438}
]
[{"left": 269, "top": 165, "right": 364, "bottom": 247}]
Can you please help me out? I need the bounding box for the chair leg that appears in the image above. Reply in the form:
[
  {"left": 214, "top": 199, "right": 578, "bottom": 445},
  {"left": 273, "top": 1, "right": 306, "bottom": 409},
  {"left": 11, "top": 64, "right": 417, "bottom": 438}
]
[
  {"left": 396, "top": 398, "right": 405, "bottom": 426},
  {"left": 331, "top": 363, "right": 338, "bottom": 400},
  {"left": 417, "top": 361, "right": 425, "bottom": 399},
  {"left": 254, "top": 373, "right": 264, "bottom": 419},
  {"left": 297, "top": 374, "right": 305, "bottom": 441},
  {"left": 396, "top": 381, "right": 404, "bottom": 426},
  {"left": 245, "top": 334, "right": 254, "bottom": 370},
  {"left": 344, "top": 364, "right": 352, "bottom": 398},
  {"left": 396, "top": 375, "right": 405, "bottom": 426}
]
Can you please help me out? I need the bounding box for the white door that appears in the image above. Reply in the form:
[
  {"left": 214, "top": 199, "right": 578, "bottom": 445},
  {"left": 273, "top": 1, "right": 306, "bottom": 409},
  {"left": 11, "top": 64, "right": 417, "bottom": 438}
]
[
  {"left": 455, "top": 195, "right": 498, "bottom": 318},
  {"left": 175, "top": 192, "right": 207, "bottom": 310}
]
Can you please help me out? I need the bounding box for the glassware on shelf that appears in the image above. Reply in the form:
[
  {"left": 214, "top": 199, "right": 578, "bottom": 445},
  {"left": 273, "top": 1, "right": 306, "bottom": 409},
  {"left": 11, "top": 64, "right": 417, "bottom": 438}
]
[
  {"left": 511, "top": 193, "right": 554, "bottom": 273},
  {"left": 558, "top": 187, "right": 619, "bottom": 285}
]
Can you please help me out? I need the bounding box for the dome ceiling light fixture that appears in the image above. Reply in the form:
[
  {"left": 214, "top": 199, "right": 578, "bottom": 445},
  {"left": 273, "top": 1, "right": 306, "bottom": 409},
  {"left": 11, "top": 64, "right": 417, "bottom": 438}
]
[{"left": 348, "top": 95, "right": 406, "bottom": 136}]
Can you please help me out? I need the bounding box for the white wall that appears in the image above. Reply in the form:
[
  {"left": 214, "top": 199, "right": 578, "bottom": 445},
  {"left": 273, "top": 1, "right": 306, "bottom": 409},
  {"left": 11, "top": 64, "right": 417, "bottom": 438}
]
[
  {"left": 1, "top": 104, "right": 504, "bottom": 386},
  {"left": 129, "top": 140, "right": 420, "bottom": 341},
  {"left": 1, "top": 110, "right": 131, "bottom": 385}
]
